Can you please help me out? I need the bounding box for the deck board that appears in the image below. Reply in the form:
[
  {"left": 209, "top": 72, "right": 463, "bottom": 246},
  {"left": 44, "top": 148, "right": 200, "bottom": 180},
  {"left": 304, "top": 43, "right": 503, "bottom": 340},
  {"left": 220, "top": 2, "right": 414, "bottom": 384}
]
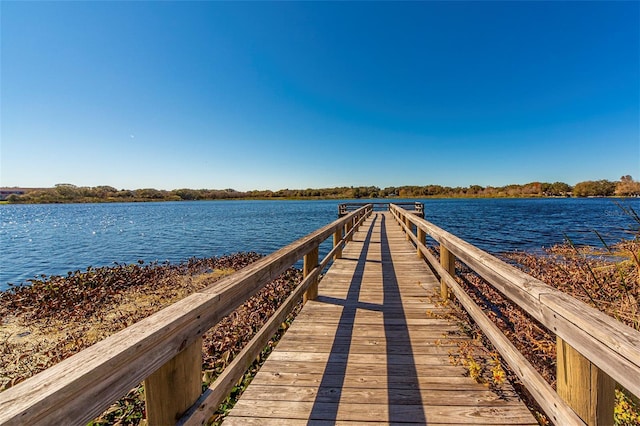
[{"left": 224, "top": 212, "right": 537, "bottom": 425}]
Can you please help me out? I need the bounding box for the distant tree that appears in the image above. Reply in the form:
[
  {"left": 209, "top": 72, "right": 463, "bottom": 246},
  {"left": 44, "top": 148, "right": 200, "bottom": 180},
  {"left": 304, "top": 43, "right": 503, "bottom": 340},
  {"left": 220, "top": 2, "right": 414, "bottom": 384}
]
[
  {"left": 174, "top": 189, "right": 201, "bottom": 200},
  {"left": 615, "top": 176, "right": 640, "bottom": 197},
  {"left": 136, "top": 188, "right": 166, "bottom": 199},
  {"left": 116, "top": 190, "right": 135, "bottom": 198},
  {"left": 468, "top": 185, "right": 483, "bottom": 195},
  {"left": 55, "top": 184, "right": 81, "bottom": 200},
  {"left": 540, "top": 182, "right": 571, "bottom": 196},
  {"left": 573, "top": 180, "right": 616, "bottom": 197},
  {"left": 522, "top": 182, "right": 543, "bottom": 196}
]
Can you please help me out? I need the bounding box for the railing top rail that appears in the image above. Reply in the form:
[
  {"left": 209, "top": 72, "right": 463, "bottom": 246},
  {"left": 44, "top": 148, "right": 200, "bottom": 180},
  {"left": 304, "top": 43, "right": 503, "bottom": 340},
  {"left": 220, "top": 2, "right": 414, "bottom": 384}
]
[
  {"left": 389, "top": 203, "right": 640, "bottom": 399},
  {"left": 0, "top": 205, "right": 374, "bottom": 425},
  {"left": 339, "top": 201, "right": 423, "bottom": 216}
]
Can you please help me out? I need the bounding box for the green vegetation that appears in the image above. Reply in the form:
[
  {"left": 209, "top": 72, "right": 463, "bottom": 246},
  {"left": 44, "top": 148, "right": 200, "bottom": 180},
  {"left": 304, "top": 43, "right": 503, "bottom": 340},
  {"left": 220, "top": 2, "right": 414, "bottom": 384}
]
[{"left": 3, "top": 176, "right": 639, "bottom": 204}]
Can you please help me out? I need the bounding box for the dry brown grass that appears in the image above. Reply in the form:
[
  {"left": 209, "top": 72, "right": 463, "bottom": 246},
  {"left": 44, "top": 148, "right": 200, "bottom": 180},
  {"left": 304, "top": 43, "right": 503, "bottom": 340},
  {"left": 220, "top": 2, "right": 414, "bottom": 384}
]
[
  {"left": 440, "top": 238, "right": 640, "bottom": 425},
  {"left": 0, "top": 253, "right": 303, "bottom": 424}
]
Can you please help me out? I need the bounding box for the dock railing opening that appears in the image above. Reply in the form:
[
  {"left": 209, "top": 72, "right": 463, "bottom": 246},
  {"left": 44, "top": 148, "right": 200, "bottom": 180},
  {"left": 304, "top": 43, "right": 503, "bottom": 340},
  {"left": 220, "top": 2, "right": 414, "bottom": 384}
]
[
  {"left": 0, "top": 206, "right": 374, "bottom": 426},
  {"left": 339, "top": 201, "right": 423, "bottom": 217},
  {"left": 390, "top": 203, "right": 640, "bottom": 426}
]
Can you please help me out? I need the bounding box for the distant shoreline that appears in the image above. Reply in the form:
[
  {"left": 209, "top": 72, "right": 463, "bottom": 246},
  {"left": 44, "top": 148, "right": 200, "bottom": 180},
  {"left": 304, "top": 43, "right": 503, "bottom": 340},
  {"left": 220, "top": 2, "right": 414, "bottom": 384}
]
[
  {"left": 1, "top": 195, "right": 637, "bottom": 205},
  {"left": 1, "top": 178, "right": 638, "bottom": 203},
  {"left": 3, "top": 195, "right": 636, "bottom": 205}
]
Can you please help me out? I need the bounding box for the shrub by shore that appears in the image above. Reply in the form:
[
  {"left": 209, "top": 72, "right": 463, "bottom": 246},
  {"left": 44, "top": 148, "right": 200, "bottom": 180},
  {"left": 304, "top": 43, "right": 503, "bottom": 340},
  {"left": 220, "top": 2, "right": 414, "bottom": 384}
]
[{"left": 442, "top": 239, "right": 640, "bottom": 425}]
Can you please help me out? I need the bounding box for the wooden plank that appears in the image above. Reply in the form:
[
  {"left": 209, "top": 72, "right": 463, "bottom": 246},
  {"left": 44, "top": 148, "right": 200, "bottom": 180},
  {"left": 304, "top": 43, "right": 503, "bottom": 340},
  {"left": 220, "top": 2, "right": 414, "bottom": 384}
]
[
  {"left": 280, "top": 322, "right": 462, "bottom": 334},
  {"left": 270, "top": 334, "right": 469, "bottom": 348},
  {"left": 238, "top": 384, "right": 523, "bottom": 405},
  {"left": 248, "top": 371, "right": 503, "bottom": 391},
  {"left": 224, "top": 419, "right": 538, "bottom": 426},
  {"left": 295, "top": 306, "right": 447, "bottom": 316},
  {"left": 227, "top": 400, "right": 536, "bottom": 424},
  {"left": 265, "top": 351, "right": 460, "bottom": 366},
  {"left": 277, "top": 316, "right": 456, "bottom": 328},
  {"left": 270, "top": 343, "right": 460, "bottom": 356},
  {"left": 254, "top": 360, "right": 472, "bottom": 378}
]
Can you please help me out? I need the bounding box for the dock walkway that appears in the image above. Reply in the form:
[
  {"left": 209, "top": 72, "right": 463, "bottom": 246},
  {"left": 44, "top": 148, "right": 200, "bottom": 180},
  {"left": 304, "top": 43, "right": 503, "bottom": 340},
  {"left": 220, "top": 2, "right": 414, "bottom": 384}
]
[{"left": 224, "top": 212, "right": 537, "bottom": 425}]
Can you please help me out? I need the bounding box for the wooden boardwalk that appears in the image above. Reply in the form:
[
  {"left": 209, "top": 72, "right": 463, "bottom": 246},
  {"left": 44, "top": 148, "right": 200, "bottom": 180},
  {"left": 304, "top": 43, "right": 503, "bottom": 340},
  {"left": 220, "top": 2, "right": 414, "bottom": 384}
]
[{"left": 224, "top": 212, "right": 537, "bottom": 425}]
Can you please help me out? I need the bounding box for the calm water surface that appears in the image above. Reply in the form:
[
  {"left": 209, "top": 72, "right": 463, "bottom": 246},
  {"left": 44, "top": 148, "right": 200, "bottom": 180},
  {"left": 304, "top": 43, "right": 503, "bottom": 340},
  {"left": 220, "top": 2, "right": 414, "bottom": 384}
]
[{"left": 1, "top": 198, "right": 638, "bottom": 291}]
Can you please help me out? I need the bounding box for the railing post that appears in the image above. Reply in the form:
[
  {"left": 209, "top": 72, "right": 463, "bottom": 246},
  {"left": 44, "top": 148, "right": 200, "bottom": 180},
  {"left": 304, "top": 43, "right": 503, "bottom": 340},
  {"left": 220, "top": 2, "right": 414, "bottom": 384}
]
[
  {"left": 440, "top": 245, "right": 455, "bottom": 300},
  {"left": 144, "top": 337, "right": 203, "bottom": 425},
  {"left": 417, "top": 227, "right": 426, "bottom": 259},
  {"left": 405, "top": 216, "right": 411, "bottom": 241},
  {"left": 345, "top": 219, "right": 353, "bottom": 242},
  {"left": 333, "top": 227, "right": 343, "bottom": 260},
  {"left": 303, "top": 247, "right": 319, "bottom": 303},
  {"left": 556, "top": 337, "right": 615, "bottom": 425}
]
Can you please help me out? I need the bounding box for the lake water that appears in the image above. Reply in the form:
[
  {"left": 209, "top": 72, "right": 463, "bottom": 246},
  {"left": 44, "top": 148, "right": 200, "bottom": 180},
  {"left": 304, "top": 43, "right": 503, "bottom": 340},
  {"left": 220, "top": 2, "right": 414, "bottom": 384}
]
[{"left": 1, "top": 198, "right": 638, "bottom": 291}]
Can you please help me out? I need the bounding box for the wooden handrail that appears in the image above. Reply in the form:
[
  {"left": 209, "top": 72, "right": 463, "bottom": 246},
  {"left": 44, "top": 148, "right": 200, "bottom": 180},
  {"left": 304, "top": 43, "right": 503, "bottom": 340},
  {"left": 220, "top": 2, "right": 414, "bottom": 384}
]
[
  {"left": 0, "top": 205, "right": 373, "bottom": 426},
  {"left": 390, "top": 204, "right": 640, "bottom": 425},
  {"left": 178, "top": 205, "right": 372, "bottom": 425}
]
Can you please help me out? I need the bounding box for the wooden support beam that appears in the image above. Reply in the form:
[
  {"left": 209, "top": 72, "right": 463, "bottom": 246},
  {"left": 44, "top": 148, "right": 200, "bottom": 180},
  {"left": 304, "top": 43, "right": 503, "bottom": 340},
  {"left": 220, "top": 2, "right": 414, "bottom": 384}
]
[
  {"left": 440, "top": 245, "right": 455, "bottom": 300},
  {"left": 144, "top": 337, "right": 203, "bottom": 426},
  {"left": 405, "top": 216, "right": 411, "bottom": 241},
  {"left": 345, "top": 220, "right": 353, "bottom": 242},
  {"left": 417, "top": 228, "right": 426, "bottom": 259},
  {"left": 303, "top": 247, "right": 319, "bottom": 303},
  {"left": 333, "top": 228, "right": 343, "bottom": 260},
  {"left": 557, "top": 337, "right": 615, "bottom": 425}
]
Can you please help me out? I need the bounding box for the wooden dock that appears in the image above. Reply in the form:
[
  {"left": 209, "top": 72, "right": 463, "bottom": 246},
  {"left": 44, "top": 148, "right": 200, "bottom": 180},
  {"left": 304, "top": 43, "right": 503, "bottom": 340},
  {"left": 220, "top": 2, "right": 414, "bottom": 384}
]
[
  {"left": 2, "top": 203, "right": 638, "bottom": 426},
  {"left": 224, "top": 212, "right": 537, "bottom": 425}
]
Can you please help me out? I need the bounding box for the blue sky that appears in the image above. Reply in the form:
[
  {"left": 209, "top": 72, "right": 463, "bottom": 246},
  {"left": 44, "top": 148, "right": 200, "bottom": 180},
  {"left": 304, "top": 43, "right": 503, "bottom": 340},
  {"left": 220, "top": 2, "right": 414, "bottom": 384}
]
[{"left": 1, "top": 1, "right": 638, "bottom": 191}]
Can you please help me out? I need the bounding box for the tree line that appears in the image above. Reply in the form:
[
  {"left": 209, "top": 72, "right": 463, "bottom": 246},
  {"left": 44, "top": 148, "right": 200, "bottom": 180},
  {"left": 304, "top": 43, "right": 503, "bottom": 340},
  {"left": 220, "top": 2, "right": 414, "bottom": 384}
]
[{"left": 3, "top": 176, "right": 639, "bottom": 204}]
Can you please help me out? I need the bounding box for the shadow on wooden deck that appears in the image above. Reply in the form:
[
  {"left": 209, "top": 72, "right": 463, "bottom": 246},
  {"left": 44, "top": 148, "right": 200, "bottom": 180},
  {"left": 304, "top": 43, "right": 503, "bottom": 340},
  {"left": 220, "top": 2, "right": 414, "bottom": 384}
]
[{"left": 308, "top": 213, "right": 427, "bottom": 423}]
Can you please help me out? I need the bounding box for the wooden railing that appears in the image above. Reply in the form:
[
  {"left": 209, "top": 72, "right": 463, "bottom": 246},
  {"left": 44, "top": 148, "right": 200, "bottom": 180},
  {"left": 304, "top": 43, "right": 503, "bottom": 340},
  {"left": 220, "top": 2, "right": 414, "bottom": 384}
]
[
  {"left": 390, "top": 204, "right": 640, "bottom": 426},
  {"left": 339, "top": 201, "right": 423, "bottom": 217},
  {"left": 0, "top": 205, "right": 373, "bottom": 426}
]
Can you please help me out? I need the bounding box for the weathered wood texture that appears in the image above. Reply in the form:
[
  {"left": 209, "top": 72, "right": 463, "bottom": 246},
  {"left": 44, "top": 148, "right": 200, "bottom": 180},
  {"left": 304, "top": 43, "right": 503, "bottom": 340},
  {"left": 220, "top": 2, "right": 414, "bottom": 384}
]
[
  {"left": 390, "top": 204, "right": 640, "bottom": 400},
  {"left": 145, "top": 337, "right": 203, "bottom": 425},
  {"left": 224, "top": 212, "right": 537, "bottom": 425},
  {"left": 0, "top": 206, "right": 372, "bottom": 426},
  {"left": 178, "top": 210, "right": 374, "bottom": 425},
  {"left": 439, "top": 246, "right": 455, "bottom": 300},
  {"left": 303, "top": 247, "right": 320, "bottom": 303},
  {"left": 391, "top": 204, "right": 640, "bottom": 426},
  {"left": 557, "top": 337, "right": 615, "bottom": 425}
]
